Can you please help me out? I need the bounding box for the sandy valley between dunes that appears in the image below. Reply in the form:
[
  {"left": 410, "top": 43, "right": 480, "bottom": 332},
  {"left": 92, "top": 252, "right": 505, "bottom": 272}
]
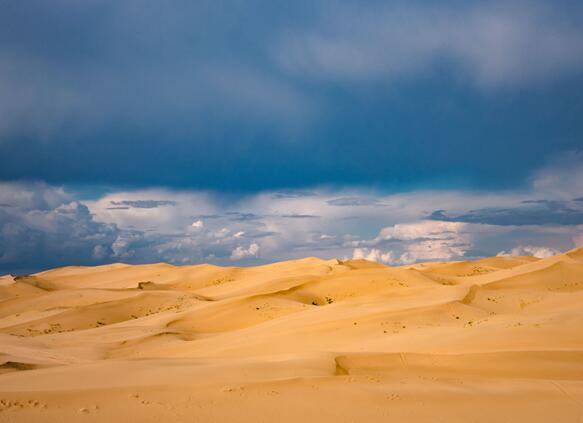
[{"left": 1, "top": 249, "right": 583, "bottom": 422}]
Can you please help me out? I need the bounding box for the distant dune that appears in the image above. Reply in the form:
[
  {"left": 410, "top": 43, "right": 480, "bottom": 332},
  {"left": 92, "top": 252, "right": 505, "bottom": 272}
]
[{"left": 1, "top": 250, "right": 583, "bottom": 422}]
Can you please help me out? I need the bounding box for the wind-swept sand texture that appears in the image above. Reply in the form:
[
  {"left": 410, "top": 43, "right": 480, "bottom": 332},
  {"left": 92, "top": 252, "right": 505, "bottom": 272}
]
[{"left": 1, "top": 250, "right": 583, "bottom": 422}]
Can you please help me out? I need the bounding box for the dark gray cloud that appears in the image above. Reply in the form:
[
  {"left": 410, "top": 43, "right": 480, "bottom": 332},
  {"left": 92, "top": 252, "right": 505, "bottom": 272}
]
[
  {"left": 271, "top": 191, "right": 317, "bottom": 199},
  {"left": 429, "top": 200, "right": 583, "bottom": 226},
  {"left": 327, "top": 197, "right": 387, "bottom": 207},
  {"left": 224, "top": 212, "right": 264, "bottom": 222},
  {"left": 521, "top": 200, "right": 555, "bottom": 205},
  {"left": 195, "top": 214, "right": 223, "bottom": 220},
  {"left": 0, "top": 201, "right": 119, "bottom": 274},
  {"left": 243, "top": 230, "right": 278, "bottom": 239},
  {"left": 109, "top": 200, "right": 176, "bottom": 209},
  {"left": 280, "top": 214, "right": 320, "bottom": 219},
  {"left": 196, "top": 211, "right": 319, "bottom": 221}
]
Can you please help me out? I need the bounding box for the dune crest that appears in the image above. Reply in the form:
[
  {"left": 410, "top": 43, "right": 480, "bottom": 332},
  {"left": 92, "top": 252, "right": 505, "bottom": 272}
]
[{"left": 1, "top": 250, "right": 583, "bottom": 421}]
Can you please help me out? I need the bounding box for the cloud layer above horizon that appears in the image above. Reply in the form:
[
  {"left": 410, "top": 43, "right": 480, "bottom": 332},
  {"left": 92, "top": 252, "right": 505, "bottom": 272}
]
[{"left": 1, "top": 155, "right": 582, "bottom": 274}]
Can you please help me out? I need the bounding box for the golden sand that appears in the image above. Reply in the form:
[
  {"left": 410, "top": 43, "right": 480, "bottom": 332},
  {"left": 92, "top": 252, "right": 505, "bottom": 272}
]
[{"left": 1, "top": 249, "right": 583, "bottom": 422}]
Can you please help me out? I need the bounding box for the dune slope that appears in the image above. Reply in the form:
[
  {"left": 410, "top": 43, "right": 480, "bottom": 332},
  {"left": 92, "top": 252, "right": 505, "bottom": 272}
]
[{"left": 1, "top": 251, "right": 583, "bottom": 422}]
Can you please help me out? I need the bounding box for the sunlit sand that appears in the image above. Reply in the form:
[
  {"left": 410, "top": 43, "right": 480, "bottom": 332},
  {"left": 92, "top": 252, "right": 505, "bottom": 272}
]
[{"left": 1, "top": 249, "right": 583, "bottom": 421}]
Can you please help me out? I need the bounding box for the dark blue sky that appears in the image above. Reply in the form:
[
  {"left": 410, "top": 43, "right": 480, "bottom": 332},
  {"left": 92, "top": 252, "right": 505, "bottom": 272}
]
[
  {"left": 1, "top": 1, "right": 583, "bottom": 273},
  {"left": 1, "top": 1, "right": 582, "bottom": 191}
]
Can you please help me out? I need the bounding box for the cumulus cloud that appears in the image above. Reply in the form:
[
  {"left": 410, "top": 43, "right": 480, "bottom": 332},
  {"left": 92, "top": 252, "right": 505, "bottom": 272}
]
[
  {"left": 214, "top": 228, "right": 230, "bottom": 238},
  {"left": 191, "top": 220, "right": 204, "bottom": 229},
  {"left": 399, "top": 240, "right": 468, "bottom": 264},
  {"left": 497, "top": 246, "right": 560, "bottom": 259},
  {"left": 352, "top": 248, "right": 393, "bottom": 264},
  {"left": 352, "top": 221, "right": 470, "bottom": 265},
  {"left": 373, "top": 221, "right": 467, "bottom": 243},
  {"left": 0, "top": 183, "right": 118, "bottom": 273},
  {"left": 0, "top": 178, "right": 575, "bottom": 274},
  {"left": 1, "top": 152, "right": 582, "bottom": 273},
  {"left": 231, "top": 243, "right": 260, "bottom": 261}
]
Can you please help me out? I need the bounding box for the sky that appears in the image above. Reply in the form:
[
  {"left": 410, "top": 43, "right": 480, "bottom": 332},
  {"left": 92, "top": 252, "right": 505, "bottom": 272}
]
[{"left": 1, "top": 0, "right": 583, "bottom": 274}]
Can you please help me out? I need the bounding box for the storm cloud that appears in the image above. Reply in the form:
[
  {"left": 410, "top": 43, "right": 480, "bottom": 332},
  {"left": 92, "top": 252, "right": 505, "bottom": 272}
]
[
  {"left": 429, "top": 200, "right": 583, "bottom": 226},
  {"left": 0, "top": 1, "right": 582, "bottom": 190}
]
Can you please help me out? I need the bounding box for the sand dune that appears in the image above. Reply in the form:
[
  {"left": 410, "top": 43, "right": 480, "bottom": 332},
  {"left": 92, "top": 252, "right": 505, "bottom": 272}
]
[{"left": 1, "top": 250, "right": 583, "bottom": 421}]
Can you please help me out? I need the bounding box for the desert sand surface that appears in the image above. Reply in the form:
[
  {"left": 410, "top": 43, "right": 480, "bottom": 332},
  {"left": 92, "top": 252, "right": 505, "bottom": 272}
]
[{"left": 1, "top": 249, "right": 583, "bottom": 422}]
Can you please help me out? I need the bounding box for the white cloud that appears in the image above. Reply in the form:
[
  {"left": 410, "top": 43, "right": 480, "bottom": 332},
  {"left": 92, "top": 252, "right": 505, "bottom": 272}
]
[
  {"left": 214, "top": 227, "right": 230, "bottom": 238},
  {"left": 1, "top": 152, "right": 582, "bottom": 273},
  {"left": 191, "top": 220, "right": 204, "bottom": 229},
  {"left": 86, "top": 189, "right": 216, "bottom": 232},
  {"left": 111, "top": 236, "right": 132, "bottom": 259},
  {"left": 353, "top": 221, "right": 470, "bottom": 265},
  {"left": 352, "top": 248, "right": 393, "bottom": 264},
  {"left": 497, "top": 245, "right": 560, "bottom": 259},
  {"left": 399, "top": 240, "right": 468, "bottom": 264},
  {"left": 375, "top": 220, "right": 467, "bottom": 242},
  {"left": 352, "top": 220, "right": 478, "bottom": 264},
  {"left": 230, "top": 243, "right": 260, "bottom": 261}
]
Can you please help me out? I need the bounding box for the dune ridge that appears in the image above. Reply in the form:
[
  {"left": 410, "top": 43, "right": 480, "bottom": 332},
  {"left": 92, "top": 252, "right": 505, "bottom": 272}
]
[{"left": 1, "top": 249, "right": 583, "bottom": 421}]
